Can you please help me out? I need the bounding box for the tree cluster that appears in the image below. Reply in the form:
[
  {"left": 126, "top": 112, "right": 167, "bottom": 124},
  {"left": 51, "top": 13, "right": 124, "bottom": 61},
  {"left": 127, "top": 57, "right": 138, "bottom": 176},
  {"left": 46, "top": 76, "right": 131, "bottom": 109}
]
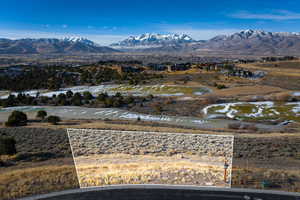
[
  {"left": 0, "top": 65, "right": 163, "bottom": 92},
  {"left": 5, "top": 111, "right": 28, "bottom": 127},
  {"left": 0, "top": 90, "right": 148, "bottom": 109}
]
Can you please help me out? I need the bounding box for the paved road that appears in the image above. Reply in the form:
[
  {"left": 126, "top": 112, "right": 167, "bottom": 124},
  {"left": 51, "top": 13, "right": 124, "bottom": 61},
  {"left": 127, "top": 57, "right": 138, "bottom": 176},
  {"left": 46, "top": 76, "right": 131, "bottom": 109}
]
[{"left": 19, "top": 185, "right": 300, "bottom": 200}]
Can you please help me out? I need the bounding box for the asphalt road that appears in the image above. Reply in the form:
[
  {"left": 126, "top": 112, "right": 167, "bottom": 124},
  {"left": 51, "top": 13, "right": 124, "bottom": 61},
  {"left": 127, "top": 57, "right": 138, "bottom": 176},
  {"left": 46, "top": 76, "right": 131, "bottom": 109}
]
[{"left": 19, "top": 185, "right": 300, "bottom": 200}]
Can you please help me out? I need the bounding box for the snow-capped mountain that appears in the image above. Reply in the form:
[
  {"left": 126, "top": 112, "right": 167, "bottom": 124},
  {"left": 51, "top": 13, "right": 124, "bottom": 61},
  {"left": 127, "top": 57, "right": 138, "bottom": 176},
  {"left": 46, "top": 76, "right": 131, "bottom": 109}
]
[
  {"left": 2, "top": 29, "right": 300, "bottom": 55},
  {"left": 63, "top": 37, "right": 98, "bottom": 46},
  {"left": 111, "top": 33, "right": 195, "bottom": 49},
  {"left": 0, "top": 37, "right": 118, "bottom": 54},
  {"left": 210, "top": 29, "right": 300, "bottom": 41},
  {"left": 190, "top": 29, "right": 300, "bottom": 55},
  {"left": 108, "top": 30, "right": 300, "bottom": 55}
]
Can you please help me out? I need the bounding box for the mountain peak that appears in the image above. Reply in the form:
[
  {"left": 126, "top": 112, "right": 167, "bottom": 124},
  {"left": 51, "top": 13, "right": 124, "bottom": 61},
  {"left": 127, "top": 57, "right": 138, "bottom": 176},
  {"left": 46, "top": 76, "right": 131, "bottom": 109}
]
[
  {"left": 219, "top": 29, "right": 300, "bottom": 40},
  {"left": 111, "top": 33, "right": 194, "bottom": 48},
  {"left": 211, "top": 29, "right": 293, "bottom": 41},
  {"left": 62, "top": 37, "right": 97, "bottom": 46}
]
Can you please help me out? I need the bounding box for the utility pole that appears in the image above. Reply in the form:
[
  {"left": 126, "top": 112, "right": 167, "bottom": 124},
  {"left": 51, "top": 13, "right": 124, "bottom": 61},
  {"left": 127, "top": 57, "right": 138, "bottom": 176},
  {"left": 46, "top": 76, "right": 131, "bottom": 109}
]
[{"left": 224, "top": 159, "right": 229, "bottom": 183}]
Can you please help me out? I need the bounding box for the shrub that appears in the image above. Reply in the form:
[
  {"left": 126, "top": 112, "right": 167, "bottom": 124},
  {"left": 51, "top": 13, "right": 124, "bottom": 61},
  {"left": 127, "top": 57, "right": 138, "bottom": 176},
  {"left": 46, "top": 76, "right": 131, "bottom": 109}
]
[
  {"left": 104, "top": 98, "right": 113, "bottom": 107},
  {"left": 36, "top": 110, "right": 47, "bottom": 120},
  {"left": 5, "top": 111, "right": 27, "bottom": 127},
  {"left": 124, "top": 96, "right": 135, "bottom": 104},
  {"left": 83, "top": 91, "right": 93, "bottom": 100},
  {"left": 112, "top": 99, "right": 122, "bottom": 107},
  {"left": 97, "top": 93, "right": 108, "bottom": 102},
  {"left": 47, "top": 115, "right": 61, "bottom": 125},
  {"left": 165, "top": 98, "right": 174, "bottom": 104},
  {"left": 115, "top": 92, "right": 122, "bottom": 98},
  {"left": 66, "top": 90, "right": 73, "bottom": 98},
  {"left": 228, "top": 122, "right": 241, "bottom": 129},
  {"left": 0, "top": 136, "right": 17, "bottom": 155},
  {"left": 216, "top": 84, "right": 227, "bottom": 89},
  {"left": 147, "top": 94, "right": 154, "bottom": 100},
  {"left": 152, "top": 103, "right": 163, "bottom": 114},
  {"left": 14, "top": 152, "right": 55, "bottom": 162}
]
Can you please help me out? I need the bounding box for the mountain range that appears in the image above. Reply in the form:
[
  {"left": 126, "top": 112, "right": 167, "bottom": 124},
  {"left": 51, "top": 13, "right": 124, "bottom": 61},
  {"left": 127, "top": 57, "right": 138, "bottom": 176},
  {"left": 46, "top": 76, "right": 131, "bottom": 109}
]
[
  {"left": 0, "top": 37, "right": 118, "bottom": 54},
  {"left": 2, "top": 30, "right": 300, "bottom": 55},
  {"left": 196, "top": 30, "right": 300, "bottom": 55},
  {"left": 110, "top": 30, "right": 300, "bottom": 55},
  {"left": 111, "top": 33, "right": 194, "bottom": 49}
]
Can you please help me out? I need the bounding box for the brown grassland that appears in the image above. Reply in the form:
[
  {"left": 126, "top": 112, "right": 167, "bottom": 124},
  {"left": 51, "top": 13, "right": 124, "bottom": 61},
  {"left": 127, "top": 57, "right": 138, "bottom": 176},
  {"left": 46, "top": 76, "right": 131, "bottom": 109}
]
[
  {"left": 75, "top": 154, "right": 228, "bottom": 188},
  {"left": 0, "top": 165, "right": 79, "bottom": 200}
]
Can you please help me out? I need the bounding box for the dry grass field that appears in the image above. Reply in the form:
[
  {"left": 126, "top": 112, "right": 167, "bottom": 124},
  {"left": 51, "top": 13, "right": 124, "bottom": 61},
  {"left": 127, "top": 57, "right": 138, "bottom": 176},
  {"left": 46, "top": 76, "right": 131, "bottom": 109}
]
[
  {"left": 238, "top": 60, "right": 300, "bottom": 77},
  {"left": 0, "top": 164, "right": 79, "bottom": 200},
  {"left": 0, "top": 128, "right": 79, "bottom": 200},
  {"left": 75, "top": 154, "right": 228, "bottom": 188},
  {"left": 238, "top": 61, "right": 300, "bottom": 90},
  {"left": 210, "top": 85, "right": 285, "bottom": 98},
  {"left": 232, "top": 167, "right": 300, "bottom": 192}
]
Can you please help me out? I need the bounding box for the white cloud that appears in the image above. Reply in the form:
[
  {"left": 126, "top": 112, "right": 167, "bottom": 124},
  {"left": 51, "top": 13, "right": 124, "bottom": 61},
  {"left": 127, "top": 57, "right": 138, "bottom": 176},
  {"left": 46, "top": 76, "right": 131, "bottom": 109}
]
[
  {"left": 0, "top": 29, "right": 128, "bottom": 45},
  {"left": 162, "top": 26, "right": 239, "bottom": 40},
  {"left": 230, "top": 10, "right": 300, "bottom": 20}
]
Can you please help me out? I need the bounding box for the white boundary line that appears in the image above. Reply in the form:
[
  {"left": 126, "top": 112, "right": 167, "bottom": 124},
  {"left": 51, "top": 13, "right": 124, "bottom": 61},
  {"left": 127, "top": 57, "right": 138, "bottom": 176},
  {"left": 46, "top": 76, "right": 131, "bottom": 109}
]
[
  {"left": 66, "top": 128, "right": 234, "bottom": 189},
  {"left": 66, "top": 129, "right": 82, "bottom": 188},
  {"left": 79, "top": 184, "right": 221, "bottom": 189},
  {"left": 229, "top": 135, "right": 234, "bottom": 188}
]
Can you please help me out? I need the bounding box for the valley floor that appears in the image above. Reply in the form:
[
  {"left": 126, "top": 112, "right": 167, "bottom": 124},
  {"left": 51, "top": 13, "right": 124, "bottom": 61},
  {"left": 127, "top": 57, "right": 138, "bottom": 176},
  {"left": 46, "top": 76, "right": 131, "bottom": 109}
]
[{"left": 1, "top": 59, "right": 300, "bottom": 199}]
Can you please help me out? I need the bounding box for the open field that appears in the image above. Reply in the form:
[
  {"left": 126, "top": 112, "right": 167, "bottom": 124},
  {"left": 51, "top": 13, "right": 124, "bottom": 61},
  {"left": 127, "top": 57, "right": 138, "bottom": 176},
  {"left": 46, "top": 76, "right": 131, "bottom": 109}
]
[
  {"left": 238, "top": 60, "right": 300, "bottom": 77},
  {"left": 211, "top": 85, "right": 285, "bottom": 98},
  {"left": 238, "top": 61, "right": 300, "bottom": 90},
  {"left": 0, "top": 165, "right": 78, "bottom": 200},
  {"left": 75, "top": 154, "right": 227, "bottom": 187}
]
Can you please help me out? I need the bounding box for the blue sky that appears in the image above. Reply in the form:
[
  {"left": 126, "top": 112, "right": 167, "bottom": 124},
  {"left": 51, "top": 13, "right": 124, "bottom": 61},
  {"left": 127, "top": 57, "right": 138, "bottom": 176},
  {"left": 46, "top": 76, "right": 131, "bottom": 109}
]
[{"left": 1, "top": 0, "right": 300, "bottom": 45}]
